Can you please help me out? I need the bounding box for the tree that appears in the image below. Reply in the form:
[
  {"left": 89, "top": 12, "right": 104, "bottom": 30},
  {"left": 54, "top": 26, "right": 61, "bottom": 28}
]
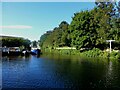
[
  {"left": 1, "top": 37, "right": 31, "bottom": 48},
  {"left": 40, "top": 21, "right": 69, "bottom": 48},
  {"left": 68, "top": 10, "right": 97, "bottom": 50},
  {"left": 39, "top": 31, "right": 52, "bottom": 47},
  {"left": 39, "top": 0, "right": 120, "bottom": 50}
]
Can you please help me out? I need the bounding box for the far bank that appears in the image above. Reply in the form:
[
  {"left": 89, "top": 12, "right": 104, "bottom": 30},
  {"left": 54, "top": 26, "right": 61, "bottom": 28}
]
[{"left": 41, "top": 47, "right": 120, "bottom": 60}]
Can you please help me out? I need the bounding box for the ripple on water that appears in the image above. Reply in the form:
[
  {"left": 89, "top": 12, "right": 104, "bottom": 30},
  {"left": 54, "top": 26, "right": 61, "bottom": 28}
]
[{"left": 2, "top": 55, "right": 120, "bottom": 89}]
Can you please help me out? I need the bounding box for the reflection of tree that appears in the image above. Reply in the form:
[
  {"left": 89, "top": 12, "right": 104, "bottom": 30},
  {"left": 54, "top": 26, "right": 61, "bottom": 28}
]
[
  {"left": 68, "top": 59, "right": 108, "bottom": 88},
  {"left": 48, "top": 57, "right": 108, "bottom": 88},
  {"left": 105, "top": 60, "right": 120, "bottom": 88},
  {"left": 0, "top": 57, "right": 2, "bottom": 88}
]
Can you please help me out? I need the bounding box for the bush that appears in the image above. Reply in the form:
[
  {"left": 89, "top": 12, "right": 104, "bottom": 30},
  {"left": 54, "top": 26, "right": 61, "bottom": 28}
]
[
  {"left": 81, "top": 48, "right": 103, "bottom": 58},
  {"left": 102, "top": 51, "right": 109, "bottom": 58},
  {"left": 116, "top": 53, "right": 120, "bottom": 59},
  {"left": 41, "top": 47, "right": 120, "bottom": 60},
  {"left": 110, "top": 52, "right": 118, "bottom": 58}
]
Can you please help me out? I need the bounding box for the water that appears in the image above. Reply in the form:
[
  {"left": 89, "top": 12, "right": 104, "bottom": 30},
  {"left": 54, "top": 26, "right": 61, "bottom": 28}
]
[{"left": 1, "top": 54, "right": 120, "bottom": 89}]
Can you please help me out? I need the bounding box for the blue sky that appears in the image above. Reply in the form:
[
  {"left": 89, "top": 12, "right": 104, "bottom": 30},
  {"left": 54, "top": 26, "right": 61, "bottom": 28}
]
[{"left": 1, "top": 2, "right": 96, "bottom": 41}]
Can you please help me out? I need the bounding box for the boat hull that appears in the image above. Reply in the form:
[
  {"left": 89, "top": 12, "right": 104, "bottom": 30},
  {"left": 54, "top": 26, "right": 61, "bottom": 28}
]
[{"left": 31, "top": 49, "right": 41, "bottom": 55}]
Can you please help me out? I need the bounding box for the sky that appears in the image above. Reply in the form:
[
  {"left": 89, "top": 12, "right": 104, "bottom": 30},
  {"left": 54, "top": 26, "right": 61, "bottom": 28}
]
[{"left": 1, "top": 2, "right": 96, "bottom": 41}]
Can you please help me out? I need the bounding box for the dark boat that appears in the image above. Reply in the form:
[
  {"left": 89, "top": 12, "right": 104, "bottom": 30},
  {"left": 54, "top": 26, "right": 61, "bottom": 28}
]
[
  {"left": 21, "top": 50, "right": 30, "bottom": 56},
  {"left": 31, "top": 49, "right": 41, "bottom": 55},
  {"left": 1, "top": 47, "right": 21, "bottom": 56}
]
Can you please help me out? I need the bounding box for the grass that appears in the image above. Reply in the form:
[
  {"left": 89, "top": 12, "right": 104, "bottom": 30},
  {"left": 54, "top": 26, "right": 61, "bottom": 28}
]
[{"left": 41, "top": 47, "right": 120, "bottom": 60}]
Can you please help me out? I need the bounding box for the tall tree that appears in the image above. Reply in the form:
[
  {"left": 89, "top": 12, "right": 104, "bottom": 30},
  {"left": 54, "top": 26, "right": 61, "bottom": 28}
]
[{"left": 40, "top": 21, "right": 69, "bottom": 48}]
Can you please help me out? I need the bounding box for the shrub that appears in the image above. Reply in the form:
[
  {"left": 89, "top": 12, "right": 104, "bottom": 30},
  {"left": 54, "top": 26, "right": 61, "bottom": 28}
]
[
  {"left": 81, "top": 48, "right": 103, "bottom": 58},
  {"left": 114, "top": 52, "right": 120, "bottom": 59}
]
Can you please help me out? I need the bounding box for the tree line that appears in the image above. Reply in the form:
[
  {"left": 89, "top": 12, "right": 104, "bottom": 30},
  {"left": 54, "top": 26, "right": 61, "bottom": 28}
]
[
  {"left": 1, "top": 36, "right": 31, "bottom": 48},
  {"left": 40, "top": 1, "right": 120, "bottom": 50}
]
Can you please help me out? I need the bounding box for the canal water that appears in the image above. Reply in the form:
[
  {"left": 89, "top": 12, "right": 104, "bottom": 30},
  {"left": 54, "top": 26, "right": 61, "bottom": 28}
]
[{"left": 1, "top": 54, "right": 120, "bottom": 89}]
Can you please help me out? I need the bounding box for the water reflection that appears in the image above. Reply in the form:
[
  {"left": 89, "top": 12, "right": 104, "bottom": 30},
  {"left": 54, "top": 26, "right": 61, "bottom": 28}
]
[
  {"left": 2, "top": 54, "right": 120, "bottom": 89},
  {"left": 104, "top": 60, "right": 120, "bottom": 88},
  {"left": 0, "top": 56, "right": 2, "bottom": 89}
]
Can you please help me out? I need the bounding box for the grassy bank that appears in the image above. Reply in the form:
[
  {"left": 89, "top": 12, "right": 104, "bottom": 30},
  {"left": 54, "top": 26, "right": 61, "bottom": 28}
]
[{"left": 41, "top": 47, "right": 120, "bottom": 60}]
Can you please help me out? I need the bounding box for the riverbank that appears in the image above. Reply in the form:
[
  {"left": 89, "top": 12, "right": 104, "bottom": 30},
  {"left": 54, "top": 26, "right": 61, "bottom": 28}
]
[{"left": 41, "top": 48, "right": 120, "bottom": 60}]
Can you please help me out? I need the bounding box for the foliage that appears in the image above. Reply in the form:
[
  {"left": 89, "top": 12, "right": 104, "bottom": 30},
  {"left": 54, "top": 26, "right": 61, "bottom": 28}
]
[
  {"left": 116, "top": 53, "right": 120, "bottom": 59},
  {"left": 1, "top": 36, "right": 31, "bottom": 48},
  {"left": 68, "top": 10, "right": 98, "bottom": 49},
  {"left": 39, "top": 31, "right": 52, "bottom": 47},
  {"left": 32, "top": 40, "right": 38, "bottom": 47},
  {"left": 40, "top": 21, "right": 70, "bottom": 48},
  {"left": 80, "top": 48, "right": 103, "bottom": 58},
  {"left": 110, "top": 51, "right": 120, "bottom": 59},
  {"left": 39, "top": 0, "right": 120, "bottom": 57},
  {"left": 68, "top": 1, "right": 120, "bottom": 50}
]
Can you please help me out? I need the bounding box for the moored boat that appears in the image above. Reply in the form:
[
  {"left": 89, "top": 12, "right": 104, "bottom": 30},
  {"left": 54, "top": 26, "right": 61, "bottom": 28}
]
[{"left": 31, "top": 48, "right": 41, "bottom": 55}]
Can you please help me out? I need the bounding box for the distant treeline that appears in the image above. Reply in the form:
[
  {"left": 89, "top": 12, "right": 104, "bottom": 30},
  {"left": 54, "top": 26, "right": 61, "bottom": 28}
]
[
  {"left": 39, "top": 1, "right": 120, "bottom": 50},
  {"left": 1, "top": 36, "right": 31, "bottom": 48}
]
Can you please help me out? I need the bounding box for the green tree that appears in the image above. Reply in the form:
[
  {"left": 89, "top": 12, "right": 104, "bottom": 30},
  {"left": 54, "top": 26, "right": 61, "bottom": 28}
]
[
  {"left": 1, "top": 37, "right": 31, "bottom": 48},
  {"left": 68, "top": 10, "right": 97, "bottom": 50},
  {"left": 40, "top": 21, "right": 69, "bottom": 48},
  {"left": 39, "top": 31, "right": 52, "bottom": 47},
  {"left": 40, "top": 0, "right": 120, "bottom": 51}
]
